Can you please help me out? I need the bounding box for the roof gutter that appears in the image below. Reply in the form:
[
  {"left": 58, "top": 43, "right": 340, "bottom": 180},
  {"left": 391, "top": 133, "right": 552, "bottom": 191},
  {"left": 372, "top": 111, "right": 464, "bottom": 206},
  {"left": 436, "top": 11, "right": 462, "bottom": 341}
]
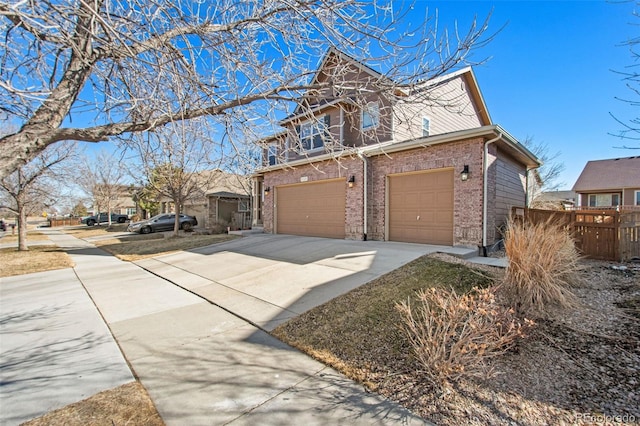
[
  {"left": 482, "top": 132, "right": 503, "bottom": 256},
  {"left": 357, "top": 151, "right": 368, "bottom": 241},
  {"left": 255, "top": 126, "right": 515, "bottom": 175}
]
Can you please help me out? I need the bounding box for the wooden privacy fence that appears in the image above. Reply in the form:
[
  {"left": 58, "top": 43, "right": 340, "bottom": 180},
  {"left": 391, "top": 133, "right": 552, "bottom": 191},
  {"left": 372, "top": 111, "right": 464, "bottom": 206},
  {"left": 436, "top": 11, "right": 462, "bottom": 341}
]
[
  {"left": 48, "top": 217, "right": 81, "bottom": 227},
  {"left": 511, "top": 207, "right": 640, "bottom": 262}
]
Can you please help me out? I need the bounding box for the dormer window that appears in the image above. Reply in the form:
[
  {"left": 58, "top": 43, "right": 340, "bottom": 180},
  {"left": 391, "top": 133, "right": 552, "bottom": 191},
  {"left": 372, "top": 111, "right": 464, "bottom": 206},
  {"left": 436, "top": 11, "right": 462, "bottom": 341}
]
[
  {"left": 362, "top": 102, "right": 380, "bottom": 130},
  {"left": 422, "top": 117, "right": 431, "bottom": 137},
  {"left": 297, "top": 115, "right": 330, "bottom": 152}
]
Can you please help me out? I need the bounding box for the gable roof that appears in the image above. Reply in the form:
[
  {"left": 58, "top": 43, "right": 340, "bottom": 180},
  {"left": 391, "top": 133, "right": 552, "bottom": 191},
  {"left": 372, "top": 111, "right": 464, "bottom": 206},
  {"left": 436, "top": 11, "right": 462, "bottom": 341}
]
[
  {"left": 416, "top": 67, "right": 491, "bottom": 126},
  {"left": 312, "top": 47, "right": 386, "bottom": 86},
  {"left": 287, "top": 48, "right": 491, "bottom": 126},
  {"left": 572, "top": 156, "right": 640, "bottom": 191}
]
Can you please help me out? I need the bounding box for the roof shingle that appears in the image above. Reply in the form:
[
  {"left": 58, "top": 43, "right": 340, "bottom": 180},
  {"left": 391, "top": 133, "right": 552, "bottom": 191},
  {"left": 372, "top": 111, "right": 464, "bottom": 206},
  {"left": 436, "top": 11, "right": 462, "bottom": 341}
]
[{"left": 572, "top": 156, "right": 640, "bottom": 191}]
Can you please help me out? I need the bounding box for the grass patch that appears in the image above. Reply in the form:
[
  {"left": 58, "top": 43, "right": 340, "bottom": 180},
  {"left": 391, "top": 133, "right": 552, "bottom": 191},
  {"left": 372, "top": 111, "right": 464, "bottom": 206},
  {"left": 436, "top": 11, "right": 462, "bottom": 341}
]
[
  {"left": 22, "top": 381, "right": 164, "bottom": 426},
  {"left": 64, "top": 223, "right": 130, "bottom": 238},
  {"left": 0, "top": 231, "right": 48, "bottom": 244},
  {"left": 95, "top": 233, "right": 238, "bottom": 261},
  {"left": 0, "top": 246, "right": 74, "bottom": 278},
  {"left": 62, "top": 224, "right": 238, "bottom": 261},
  {"left": 271, "top": 255, "right": 494, "bottom": 388}
]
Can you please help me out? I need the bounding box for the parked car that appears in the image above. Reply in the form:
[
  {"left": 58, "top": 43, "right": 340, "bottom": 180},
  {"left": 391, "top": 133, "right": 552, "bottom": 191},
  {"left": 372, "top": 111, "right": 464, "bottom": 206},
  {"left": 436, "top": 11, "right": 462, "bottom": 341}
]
[
  {"left": 127, "top": 213, "right": 198, "bottom": 234},
  {"left": 81, "top": 212, "right": 129, "bottom": 226}
]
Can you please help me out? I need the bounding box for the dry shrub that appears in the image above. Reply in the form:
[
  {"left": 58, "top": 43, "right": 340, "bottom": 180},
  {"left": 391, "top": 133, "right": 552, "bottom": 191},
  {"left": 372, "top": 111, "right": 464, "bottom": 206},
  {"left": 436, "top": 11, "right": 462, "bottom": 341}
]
[
  {"left": 396, "top": 287, "right": 530, "bottom": 389},
  {"left": 502, "top": 218, "right": 581, "bottom": 317}
]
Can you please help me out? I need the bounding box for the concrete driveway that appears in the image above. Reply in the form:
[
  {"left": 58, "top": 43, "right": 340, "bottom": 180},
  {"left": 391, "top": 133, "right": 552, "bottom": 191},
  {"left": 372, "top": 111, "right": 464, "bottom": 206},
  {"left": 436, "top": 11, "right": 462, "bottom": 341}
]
[
  {"left": 3, "top": 231, "right": 460, "bottom": 425},
  {"left": 135, "top": 233, "right": 473, "bottom": 331}
]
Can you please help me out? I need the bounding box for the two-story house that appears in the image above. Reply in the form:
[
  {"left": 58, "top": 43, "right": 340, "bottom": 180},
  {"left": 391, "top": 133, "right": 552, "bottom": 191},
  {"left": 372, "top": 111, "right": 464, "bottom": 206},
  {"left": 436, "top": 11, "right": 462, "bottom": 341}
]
[{"left": 252, "top": 48, "right": 540, "bottom": 251}]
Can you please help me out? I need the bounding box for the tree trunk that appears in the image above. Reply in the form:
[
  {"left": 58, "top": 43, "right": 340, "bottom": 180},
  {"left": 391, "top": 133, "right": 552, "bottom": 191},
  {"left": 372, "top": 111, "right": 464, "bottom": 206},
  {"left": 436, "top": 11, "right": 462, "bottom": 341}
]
[
  {"left": 17, "top": 201, "right": 28, "bottom": 251},
  {"left": 173, "top": 201, "right": 181, "bottom": 237}
]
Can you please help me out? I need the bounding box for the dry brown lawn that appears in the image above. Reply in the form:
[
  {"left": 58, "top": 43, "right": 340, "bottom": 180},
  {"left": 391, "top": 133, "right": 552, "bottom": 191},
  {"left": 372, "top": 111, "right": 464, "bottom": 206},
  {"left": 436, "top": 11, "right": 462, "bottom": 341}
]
[
  {"left": 0, "top": 246, "right": 74, "bottom": 277},
  {"left": 273, "top": 254, "right": 640, "bottom": 425},
  {"left": 93, "top": 233, "right": 238, "bottom": 261},
  {"left": 21, "top": 382, "right": 165, "bottom": 426},
  {"left": 64, "top": 223, "right": 130, "bottom": 238},
  {"left": 62, "top": 224, "right": 238, "bottom": 261},
  {"left": 0, "top": 230, "right": 48, "bottom": 243}
]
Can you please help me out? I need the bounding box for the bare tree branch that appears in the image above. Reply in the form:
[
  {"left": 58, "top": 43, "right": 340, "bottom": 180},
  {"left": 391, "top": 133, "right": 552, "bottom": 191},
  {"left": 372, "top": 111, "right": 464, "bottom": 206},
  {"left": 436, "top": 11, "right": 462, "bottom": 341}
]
[{"left": 0, "top": 0, "right": 494, "bottom": 178}]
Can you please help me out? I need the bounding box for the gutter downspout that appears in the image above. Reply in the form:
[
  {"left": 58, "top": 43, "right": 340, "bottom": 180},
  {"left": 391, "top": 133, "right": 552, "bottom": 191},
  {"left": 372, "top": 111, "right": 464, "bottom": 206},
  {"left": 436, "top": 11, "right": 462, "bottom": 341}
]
[
  {"left": 482, "top": 132, "right": 502, "bottom": 256},
  {"left": 357, "top": 151, "right": 368, "bottom": 241}
]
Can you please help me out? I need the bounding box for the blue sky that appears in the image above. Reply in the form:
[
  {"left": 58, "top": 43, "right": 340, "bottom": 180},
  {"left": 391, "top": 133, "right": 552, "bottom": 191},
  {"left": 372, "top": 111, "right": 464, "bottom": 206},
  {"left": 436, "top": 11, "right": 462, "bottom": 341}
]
[
  {"left": 74, "top": 0, "right": 635, "bottom": 190},
  {"left": 418, "top": 0, "right": 637, "bottom": 189}
]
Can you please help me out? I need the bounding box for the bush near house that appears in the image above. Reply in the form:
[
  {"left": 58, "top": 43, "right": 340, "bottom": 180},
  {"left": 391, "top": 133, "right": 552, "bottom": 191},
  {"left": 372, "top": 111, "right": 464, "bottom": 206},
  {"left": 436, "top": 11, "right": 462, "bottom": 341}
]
[
  {"left": 500, "top": 218, "right": 581, "bottom": 318},
  {"left": 396, "top": 286, "right": 531, "bottom": 389}
]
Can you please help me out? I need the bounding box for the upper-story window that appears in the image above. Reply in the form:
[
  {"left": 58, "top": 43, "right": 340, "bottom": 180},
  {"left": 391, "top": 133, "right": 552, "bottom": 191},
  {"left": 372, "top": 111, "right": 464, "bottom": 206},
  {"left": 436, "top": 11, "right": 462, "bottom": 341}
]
[
  {"left": 422, "top": 117, "right": 431, "bottom": 137},
  {"left": 297, "top": 115, "right": 329, "bottom": 152},
  {"left": 362, "top": 102, "right": 380, "bottom": 130},
  {"left": 635, "top": 190, "right": 640, "bottom": 206},
  {"left": 267, "top": 144, "right": 278, "bottom": 166}
]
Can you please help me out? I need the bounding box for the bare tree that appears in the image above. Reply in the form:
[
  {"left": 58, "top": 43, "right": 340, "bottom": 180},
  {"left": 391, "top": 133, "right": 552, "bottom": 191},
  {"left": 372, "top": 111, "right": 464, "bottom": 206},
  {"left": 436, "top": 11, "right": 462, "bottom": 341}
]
[
  {"left": 522, "top": 137, "right": 566, "bottom": 208},
  {"left": 126, "top": 117, "right": 232, "bottom": 235},
  {"left": 0, "top": 0, "right": 493, "bottom": 179},
  {"left": 610, "top": 0, "right": 640, "bottom": 147},
  {"left": 78, "top": 150, "right": 128, "bottom": 226},
  {"left": 0, "top": 143, "right": 76, "bottom": 250}
]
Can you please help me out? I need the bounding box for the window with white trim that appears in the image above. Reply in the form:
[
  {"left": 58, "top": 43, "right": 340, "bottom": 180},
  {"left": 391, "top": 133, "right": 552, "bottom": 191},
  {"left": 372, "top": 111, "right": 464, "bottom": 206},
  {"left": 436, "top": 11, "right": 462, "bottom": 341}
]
[
  {"left": 635, "top": 190, "right": 640, "bottom": 206},
  {"left": 297, "top": 115, "right": 328, "bottom": 152},
  {"left": 422, "top": 117, "right": 431, "bottom": 137},
  {"left": 588, "top": 193, "right": 620, "bottom": 207},
  {"left": 362, "top": 102, "right": 380, "bottom": 130}
]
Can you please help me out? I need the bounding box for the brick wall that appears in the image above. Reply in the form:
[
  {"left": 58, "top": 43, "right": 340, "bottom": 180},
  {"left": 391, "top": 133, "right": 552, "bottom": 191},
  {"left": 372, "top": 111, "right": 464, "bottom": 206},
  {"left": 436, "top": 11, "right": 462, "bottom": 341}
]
[
  {"left": 262, "top": 137, "right": 502, "bottom": 248},
  {"left": 262, "top": 157, "right": 365, "bottom": 239},
  {"left": 367, "top": 138, "right": 485, "bottom": 246}
]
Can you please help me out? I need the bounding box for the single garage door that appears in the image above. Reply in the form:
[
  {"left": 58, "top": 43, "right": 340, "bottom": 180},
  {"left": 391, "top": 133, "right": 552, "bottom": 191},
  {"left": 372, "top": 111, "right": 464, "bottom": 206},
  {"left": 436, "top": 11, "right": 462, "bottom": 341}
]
[
  {"left": 276, "top": 179, "right": 346, "bottom": 239},
  {"left": 388, "top": 169, "right": 454, "bottom": 245}
]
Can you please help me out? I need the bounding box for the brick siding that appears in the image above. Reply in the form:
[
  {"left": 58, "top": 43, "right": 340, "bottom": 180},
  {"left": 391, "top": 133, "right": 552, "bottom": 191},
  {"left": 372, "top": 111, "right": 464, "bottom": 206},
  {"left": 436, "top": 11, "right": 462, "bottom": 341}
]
[{"left": 262, "top": 137, "right": 492, "bottom": 247}]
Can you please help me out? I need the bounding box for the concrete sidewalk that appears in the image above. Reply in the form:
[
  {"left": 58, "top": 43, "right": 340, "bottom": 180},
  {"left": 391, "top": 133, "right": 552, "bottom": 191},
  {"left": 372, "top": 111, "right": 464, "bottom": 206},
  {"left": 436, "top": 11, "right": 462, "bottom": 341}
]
[
  {"left": 0, "top": 268, "right": 133, "bottom": 425},
  {"left": 42, "top": 231, "right": 428, "bottom": 425}
]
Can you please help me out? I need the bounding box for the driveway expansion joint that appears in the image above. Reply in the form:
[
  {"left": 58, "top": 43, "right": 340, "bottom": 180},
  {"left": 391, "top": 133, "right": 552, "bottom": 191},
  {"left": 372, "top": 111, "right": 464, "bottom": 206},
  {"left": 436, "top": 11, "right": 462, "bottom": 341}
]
[{"left": 135, "top": 260, "right": 281, "bottom": 336}]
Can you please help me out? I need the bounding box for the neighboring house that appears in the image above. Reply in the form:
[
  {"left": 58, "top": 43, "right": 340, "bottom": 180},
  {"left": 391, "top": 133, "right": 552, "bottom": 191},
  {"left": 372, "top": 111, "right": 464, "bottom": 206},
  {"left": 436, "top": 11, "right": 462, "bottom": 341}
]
[
  {"left": 158, "top": 169, "right": 251, "bottom": 229},
  {"left": 251, "top": 48, "right": 540, "bottom": 251},
  {"left": 90, "top": 184, "right": 138, "bottom": 218},
  {"left": 572, "top": 156, "right": 640, "bottom": 209}
]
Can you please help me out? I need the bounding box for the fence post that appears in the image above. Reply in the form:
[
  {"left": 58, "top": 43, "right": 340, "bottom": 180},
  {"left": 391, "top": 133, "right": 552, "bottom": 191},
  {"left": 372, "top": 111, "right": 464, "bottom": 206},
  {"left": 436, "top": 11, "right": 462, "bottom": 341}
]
[{"left": 614, "top": 211, "right": 620, "bottom": 262}]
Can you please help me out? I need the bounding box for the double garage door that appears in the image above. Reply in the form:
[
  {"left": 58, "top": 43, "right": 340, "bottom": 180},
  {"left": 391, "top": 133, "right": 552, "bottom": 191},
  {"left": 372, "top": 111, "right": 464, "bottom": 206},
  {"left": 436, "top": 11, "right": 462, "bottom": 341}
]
[
  {"left": 275, "top": 169, "right": 453, "bottom": 245},
  {"left": 276, "top": 179, "right": 346, "bottom": 239}
]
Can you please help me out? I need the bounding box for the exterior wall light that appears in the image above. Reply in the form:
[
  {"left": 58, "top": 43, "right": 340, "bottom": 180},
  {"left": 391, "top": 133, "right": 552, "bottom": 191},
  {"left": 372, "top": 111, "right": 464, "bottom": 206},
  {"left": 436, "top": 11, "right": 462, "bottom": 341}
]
[
  {"left": 460, "top": 165, "right": 470, "bottom": 181},
  {"left": 348, "top": 175, "right": 355, "bottom": 188},
  {"left": 264, "top": 186, "right": 271, "bottom": 195}
]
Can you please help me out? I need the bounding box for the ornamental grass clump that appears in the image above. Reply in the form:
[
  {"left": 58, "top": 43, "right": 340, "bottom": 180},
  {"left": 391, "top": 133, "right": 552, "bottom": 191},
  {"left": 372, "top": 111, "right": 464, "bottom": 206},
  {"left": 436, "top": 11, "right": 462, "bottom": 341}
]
[
  {"left": 396, "top": 286, "right": 530, "bottom": 389},
  {"left": 501, "top": 218, "right": 581, "bottom": 318}
]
